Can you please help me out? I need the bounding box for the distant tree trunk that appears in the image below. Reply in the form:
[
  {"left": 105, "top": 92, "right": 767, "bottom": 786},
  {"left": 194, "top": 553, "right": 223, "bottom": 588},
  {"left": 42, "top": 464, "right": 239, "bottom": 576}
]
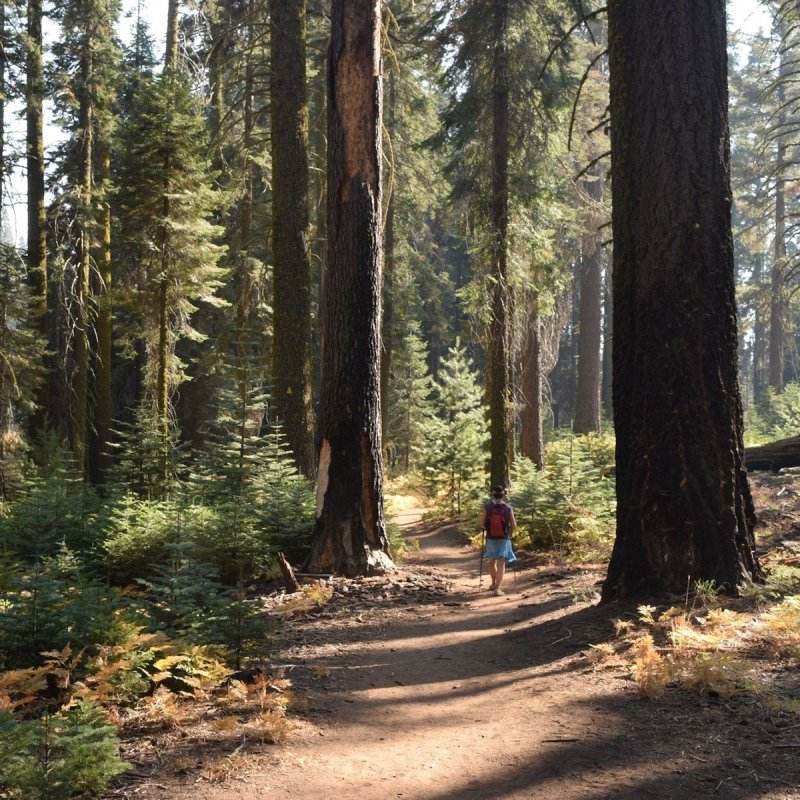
[
  {"left": 271, "top": 0, "right": 315, "bottom": 478},
  {"left": 769, "top": 30, "right": 787, "bottom": 393},
  {"left": 573, "top": 170, "right": 604, "bottom": 434},
  {"left": 381, "top": 66, "right": 397, "bottom": 456},
  {"left": 27, "top": 0, "right": 49, "bottom": 437},
  {"left": 520, "top": 299, "right": 544, "bottom": 469},
  {"left": 90, "top": 137, "right": 113, "bottom": 483},
  {"left": 752, "top": 252, "right": 768, "bottom": 404},
  {"left": 72, "top": 36, "right": 93, "bottom": 478},
  {"left": 488, "top": 0, "right": 512, "bottom": 488},
  {"left": 602, "top": 0, "right": 761, "bottom": 600},
  {"left": 601, "top": 252, "right": 613, "bottom": 417},
  {"left": 307, "top": 0, "right": 393, "bottom": 577}
]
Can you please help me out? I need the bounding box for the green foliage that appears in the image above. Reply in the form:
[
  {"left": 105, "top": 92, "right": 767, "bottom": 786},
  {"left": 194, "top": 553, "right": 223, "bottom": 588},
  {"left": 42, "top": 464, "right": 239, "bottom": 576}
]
[
  {"left": 114, "top": 69, "right": 227, "bottom": 408},
  {"left": 0, "top": 547, "right": 120, "bottom": 670},
  {"left": 387, "top": 322, "right": 437, "bottom": 473},
  {"left": 0, "top": 701, "right": 128, "bottom": 800},
  {"left": 421, "top": 341, "right": 488, "bottom": 516},
  {"left": 745, "top": 383, "right": 800, "bottom": 443},
  {"left": 511, "top": 433, "right": 616, "bottom": 561},
  {"left": 0, "top": 454, "right": 102, "bottom": 564}
]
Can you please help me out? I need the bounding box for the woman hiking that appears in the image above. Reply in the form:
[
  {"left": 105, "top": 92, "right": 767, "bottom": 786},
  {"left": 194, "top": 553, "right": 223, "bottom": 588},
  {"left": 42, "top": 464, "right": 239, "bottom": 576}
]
[{"left": 482, "top": 485, "right": 517, "bottom": 596}]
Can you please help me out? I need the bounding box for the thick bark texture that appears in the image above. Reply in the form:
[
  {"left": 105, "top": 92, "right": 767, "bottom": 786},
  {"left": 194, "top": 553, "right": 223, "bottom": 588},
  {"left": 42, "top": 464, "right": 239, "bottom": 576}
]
[
  {"left": 573, "top": 171, "right": 604, "bottom": 434},
  {"left": 488, "top": 0, "right": 512, "bottom": 488},
  {"left": 306, "top": 0, "right": 393, "bottom": 577},
  {"left": 271, "top": 0, "right": 315, "bottom": 478},
  {"left": 603, "top": 1, "right": 761, "bottom": 600}
]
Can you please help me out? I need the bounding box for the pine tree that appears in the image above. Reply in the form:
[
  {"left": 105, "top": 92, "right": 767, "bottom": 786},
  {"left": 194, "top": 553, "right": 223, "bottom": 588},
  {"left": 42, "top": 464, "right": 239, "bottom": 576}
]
[
  {"left": 422, "top": 341, "right": 488, "bottom": 517},
  {"left": 114, "top": 71, "right": 226, "bottom": 480},
  {"left": 387, "top": 323, "right": 436, "bottom": 473}
]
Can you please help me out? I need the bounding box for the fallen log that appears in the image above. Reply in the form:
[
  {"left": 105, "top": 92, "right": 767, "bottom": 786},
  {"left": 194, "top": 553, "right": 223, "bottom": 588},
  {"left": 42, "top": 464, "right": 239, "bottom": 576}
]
[{"left": 745, "top": 435, "right": 800, "bottom": 472}]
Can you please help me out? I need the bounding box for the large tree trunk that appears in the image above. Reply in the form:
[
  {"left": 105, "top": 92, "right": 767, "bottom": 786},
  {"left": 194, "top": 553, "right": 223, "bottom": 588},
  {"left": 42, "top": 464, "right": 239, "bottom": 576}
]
[
  {"left": 488, "top": 0, "right": 512, "bottom": 488},
  {"left": 271, "top": 0, "right": 315, "bottom": 478},
  {"left": 519, "top": 299, "right": 544, "bottom": 469},
  {"left": 306, "top": 0, "right": 392, "bottom": 577},
  {"left": 573, "top": 169, "right": 604, "bottom": 434},
  {"left": 602, "top": 0, "right": 761, "bottom": 600},
  {"left": 26, "top": 0, "right": 48, "bottom": 437}
]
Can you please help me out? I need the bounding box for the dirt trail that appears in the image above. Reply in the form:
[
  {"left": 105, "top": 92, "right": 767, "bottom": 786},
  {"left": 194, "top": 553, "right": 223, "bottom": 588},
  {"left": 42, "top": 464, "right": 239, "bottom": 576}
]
[{"left": 130, "top": 515, "right": 800, "bottom": 800}]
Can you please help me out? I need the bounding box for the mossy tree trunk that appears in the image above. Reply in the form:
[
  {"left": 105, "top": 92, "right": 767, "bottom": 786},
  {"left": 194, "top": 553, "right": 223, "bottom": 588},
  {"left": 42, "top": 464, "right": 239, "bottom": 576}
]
[
  {"left": 271, "top": 0, "right": 316, "bottom": 478},
  {"left": 602, "top": 0, "right": 761, "bottom": 600},
  {"left": 26, "top": 0, "right": 49, "bottom": 438},
  {"left": 307, "top": 0, "right": 393, "bottom": 577},
  {"left": 488, "top": 0, "right": 512, "bottom": 489}
]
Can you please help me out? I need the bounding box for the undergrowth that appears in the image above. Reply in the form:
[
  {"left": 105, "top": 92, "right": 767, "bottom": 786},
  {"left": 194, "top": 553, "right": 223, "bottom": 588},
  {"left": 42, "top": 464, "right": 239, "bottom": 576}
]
[
  {"left": 511, "top": 433, "right": 616, "bottom": 562},
  {"left": 591, "top": 556, "right": 800, "bottom": 711}
]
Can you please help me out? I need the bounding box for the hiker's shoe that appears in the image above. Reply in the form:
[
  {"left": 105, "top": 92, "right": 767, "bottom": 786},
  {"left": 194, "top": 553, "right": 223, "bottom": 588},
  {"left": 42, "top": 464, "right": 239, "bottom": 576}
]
[
  {"left": 487, "top": 583, "right": 496, "bottom": 592},
  {"left": 493, "top": 587, "right": 504, "bottom": 596}
]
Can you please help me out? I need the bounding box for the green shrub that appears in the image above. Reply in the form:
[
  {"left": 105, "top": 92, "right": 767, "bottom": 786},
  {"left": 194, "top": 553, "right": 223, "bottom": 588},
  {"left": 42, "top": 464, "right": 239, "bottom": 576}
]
[
  {"left": 511, "top": 433, "right": 616, "bottom": 561},
  {"left": 745, "top": 382, "right": 800, "bottom": 444},
  {"left": 0, "top": 701, "right": 129, "bottom": 800}
]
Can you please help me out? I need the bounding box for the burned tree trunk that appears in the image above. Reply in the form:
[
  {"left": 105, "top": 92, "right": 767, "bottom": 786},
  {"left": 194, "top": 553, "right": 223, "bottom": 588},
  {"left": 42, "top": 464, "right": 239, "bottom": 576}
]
[
  {"left": 602, "top": 0, "right": 761, "bottom": 599},
  {"left": 306, "top": 0, "right": 393, "bottom": 577}
]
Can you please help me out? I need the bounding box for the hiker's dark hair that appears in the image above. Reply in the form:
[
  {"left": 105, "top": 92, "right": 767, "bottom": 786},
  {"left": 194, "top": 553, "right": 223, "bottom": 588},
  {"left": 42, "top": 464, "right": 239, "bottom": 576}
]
[{"left": 491, "top": 485, "right": 505, "bottom": 498}]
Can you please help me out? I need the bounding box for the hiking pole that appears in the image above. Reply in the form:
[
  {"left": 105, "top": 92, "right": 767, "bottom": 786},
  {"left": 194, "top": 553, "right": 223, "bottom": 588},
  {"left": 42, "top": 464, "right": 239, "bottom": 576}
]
[{"left": 478, "top": 530, "right": 485, "bottom": 589}]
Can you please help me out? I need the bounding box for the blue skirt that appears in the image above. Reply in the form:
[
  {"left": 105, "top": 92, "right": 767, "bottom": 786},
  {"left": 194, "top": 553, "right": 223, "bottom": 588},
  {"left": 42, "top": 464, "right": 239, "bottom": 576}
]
[{"left": 484, "top": 537, "right": 516, "bottom": 563}]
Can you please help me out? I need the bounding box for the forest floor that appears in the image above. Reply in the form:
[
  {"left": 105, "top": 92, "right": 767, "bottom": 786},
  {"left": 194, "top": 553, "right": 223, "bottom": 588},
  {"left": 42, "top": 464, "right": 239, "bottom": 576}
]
[{"left": 109, "top": 478, "right": 800, "bottom": 800}]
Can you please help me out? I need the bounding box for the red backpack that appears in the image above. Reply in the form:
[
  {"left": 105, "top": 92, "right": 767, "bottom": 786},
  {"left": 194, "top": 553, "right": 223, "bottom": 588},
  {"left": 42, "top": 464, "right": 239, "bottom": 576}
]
[{"left": 486, "top": 502, "right": 510, "bottom": 539}]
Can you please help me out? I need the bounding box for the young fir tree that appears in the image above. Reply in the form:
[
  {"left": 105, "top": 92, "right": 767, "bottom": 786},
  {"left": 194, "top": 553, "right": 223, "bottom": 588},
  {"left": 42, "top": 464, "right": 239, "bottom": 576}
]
[
  {"left": 114, "top": 71, "right": 226, "bottom": 482},
  {"left": 387, "top": 322, "right": 437, "bottom": 473},
  {"left": 422, "top": 341, "right": 488, "bottom": 517}
]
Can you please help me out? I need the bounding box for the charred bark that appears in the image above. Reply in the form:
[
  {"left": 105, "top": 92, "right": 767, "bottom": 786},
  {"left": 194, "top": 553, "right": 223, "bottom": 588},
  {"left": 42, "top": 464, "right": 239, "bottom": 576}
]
[
  {"left": 602, "top": 0, "right": 761, "bottom": 600},
  {"left": 306, "top": 0, "right": 393, "bottom": 577}
]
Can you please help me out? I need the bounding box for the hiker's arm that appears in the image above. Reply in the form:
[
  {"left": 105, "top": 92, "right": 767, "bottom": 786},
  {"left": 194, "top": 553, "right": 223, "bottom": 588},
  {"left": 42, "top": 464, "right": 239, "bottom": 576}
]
[{"left": 509, "top": 508, "right": 517, "bottom": 531}]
